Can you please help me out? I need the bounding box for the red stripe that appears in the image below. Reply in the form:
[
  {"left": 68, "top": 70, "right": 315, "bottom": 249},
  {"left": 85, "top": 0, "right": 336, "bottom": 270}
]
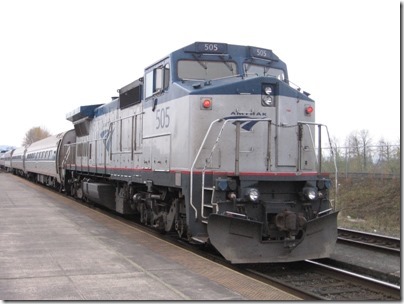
[{"left": 64, "top": 164, "right": 323, "bottom": 177}]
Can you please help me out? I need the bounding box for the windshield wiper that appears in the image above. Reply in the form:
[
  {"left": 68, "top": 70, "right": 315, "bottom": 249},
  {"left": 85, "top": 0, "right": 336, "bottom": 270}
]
[
  {"left": 192, "top": 54, "right": 207, "bottom": 70},
  {"left": 219, "top": 55, "right": 234, "bottom": 72}
]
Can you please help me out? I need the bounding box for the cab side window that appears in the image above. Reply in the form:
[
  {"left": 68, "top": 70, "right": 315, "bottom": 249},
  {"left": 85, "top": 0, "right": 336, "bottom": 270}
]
[{"left": 145, "top": 63, "right": 170, "bottom": 99}]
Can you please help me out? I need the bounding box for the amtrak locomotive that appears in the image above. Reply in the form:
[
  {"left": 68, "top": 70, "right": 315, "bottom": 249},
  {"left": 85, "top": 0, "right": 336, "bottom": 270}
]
[{"left": 5, "top": 42, "right": 338, "bottom": 263}]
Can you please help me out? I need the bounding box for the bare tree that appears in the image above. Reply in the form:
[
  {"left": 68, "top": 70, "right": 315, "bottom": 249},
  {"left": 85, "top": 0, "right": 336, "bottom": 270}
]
[
  {"left": 22, "top": 126, "right": 51, "bottom": 147},
  {"left": 378, "top": 138, "right": 401, "bottom": 174},
  {"left": 345, "top": 131, "right": 361, "bottom": 171},
  {"left": 376, "top": 138, "right": 390, "bottom": 164},
  {"left": 358, "top": 129, "right": 372, "bottom": 171},
  {"left": 345, "top": 130, "right": 373, "bottom": 172},
  {"left": 329, "top": 136, "right": 341, "bottom": 170}
]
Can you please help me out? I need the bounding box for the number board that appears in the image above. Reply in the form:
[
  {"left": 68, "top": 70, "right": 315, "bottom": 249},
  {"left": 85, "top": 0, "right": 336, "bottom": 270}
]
[
  {"left": 250, "top": 47, "right": 273, "bottom": 60},
  {"left": 195, "top": 42, "right": 228, "bottom": 54}
]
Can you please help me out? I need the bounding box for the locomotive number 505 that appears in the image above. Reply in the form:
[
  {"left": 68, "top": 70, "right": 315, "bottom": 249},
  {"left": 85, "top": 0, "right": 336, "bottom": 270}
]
[{"left": 156, "top": 106, "right": 170, "bottom": 129}]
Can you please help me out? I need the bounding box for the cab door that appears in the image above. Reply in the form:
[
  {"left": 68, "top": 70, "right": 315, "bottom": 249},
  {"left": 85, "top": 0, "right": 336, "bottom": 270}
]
[{"left": 276, "top": 98, "right": 298, "bottom": 168}]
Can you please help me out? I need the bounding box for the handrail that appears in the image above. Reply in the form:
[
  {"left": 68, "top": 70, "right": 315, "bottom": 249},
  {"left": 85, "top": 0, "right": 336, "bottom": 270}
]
[
  {"left": 298, "top": 122, "right": 338, "bottom": 209},
  {"left": 190, "top": 119, "right": 337, "bottom": 220},
  {"left": 190, "top": 117, "right": 272, "bottom": 221},
  {"left": 189, "top": 118, "right": 222, "bottom": 220},
  {"left": 61, "top": 145, "right": 71, "bottom": 169}
]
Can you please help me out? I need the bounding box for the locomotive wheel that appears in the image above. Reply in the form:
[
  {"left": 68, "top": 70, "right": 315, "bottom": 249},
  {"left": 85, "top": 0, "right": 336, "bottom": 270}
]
[
  {"left": 139, "top": 203, "right": 146, "bottom": 224},
  {"left": 139, "top": 203, "right": 150, "bottom": 225},
  {"left": 175, "top": 217, "right": 186, "bottom": 238},
  {"left": 75, "top": 187, "right": 83, "bottom": 200}
]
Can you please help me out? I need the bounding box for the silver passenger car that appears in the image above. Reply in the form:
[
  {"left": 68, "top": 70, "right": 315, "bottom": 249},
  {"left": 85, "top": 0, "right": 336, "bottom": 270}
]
[
  {"left": 0, "top": 151, "right": 6, "bottom": 169},
  {"left": 25, "top": 130, "right": 75, "bottom": 187},
  {"left": 3, "top": 149, "right": 14, "bottom": 172},
  {"left": 11, "top": 146, "right": 26, "bottom": 176}
]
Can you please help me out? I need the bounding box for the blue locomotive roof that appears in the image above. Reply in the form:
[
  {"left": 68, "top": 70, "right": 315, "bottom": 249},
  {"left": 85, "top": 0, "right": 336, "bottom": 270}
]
[
  {"left": 180, "top": 42, "right": 280, "bottom": 62},
  {"left": 168, "top": 42, "right": 287, "bottom": 82},
  {"left": 68, "top": 42, "right": 299, "bottom": 118},
  {"left": 94, "top": 98, "right": 119, "bottom": 117},
  {"left": 66, "top": 104, "right": 104, "bottom": 122}
]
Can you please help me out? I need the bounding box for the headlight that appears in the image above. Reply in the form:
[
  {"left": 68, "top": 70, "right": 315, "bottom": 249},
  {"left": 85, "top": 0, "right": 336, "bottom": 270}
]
[
  {"left": 264, "top": 86, "right": 272, "bottom": 95},
  {"left": 303, "top": 187, "right": 318, "bottom": 200},
  {"left": 262, "top": 85, "right": 274, "bottom": 106},
  {"left": 262, "top": 95, "right": 273, "bottom": 106},
  {"left": 245, "top": 188, "right": 260, "bottom": 202}
]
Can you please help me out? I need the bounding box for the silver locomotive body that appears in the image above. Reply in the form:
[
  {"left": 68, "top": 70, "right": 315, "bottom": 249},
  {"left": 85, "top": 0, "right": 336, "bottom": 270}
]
[{"left": 64, "top": 42, "right": 338, "bottom": 263}]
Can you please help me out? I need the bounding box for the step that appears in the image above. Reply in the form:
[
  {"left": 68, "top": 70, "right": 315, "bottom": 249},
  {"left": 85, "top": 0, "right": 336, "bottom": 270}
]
[{"left": 191, "top": 234, "right": 209, "bottom": 244}]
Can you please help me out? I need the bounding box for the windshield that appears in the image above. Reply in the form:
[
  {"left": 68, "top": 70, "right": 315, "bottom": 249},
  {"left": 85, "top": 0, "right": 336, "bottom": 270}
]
[
  {"left": 178, "top": 59, "right": 237, "bottom": 81},
  {"left": 243, "top": 63, "right": 284, "bottom": 80}
]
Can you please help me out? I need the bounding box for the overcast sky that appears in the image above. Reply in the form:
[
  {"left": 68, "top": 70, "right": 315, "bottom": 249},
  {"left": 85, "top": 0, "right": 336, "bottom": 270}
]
[{"left": 0, "top": 0, "right": 400, "bottom": 148}]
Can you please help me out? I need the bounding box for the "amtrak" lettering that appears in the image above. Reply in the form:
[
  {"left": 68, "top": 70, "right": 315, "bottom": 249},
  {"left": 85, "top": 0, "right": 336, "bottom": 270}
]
[{"left": 230, "top": 111, "right": 267, "bottom": 116}]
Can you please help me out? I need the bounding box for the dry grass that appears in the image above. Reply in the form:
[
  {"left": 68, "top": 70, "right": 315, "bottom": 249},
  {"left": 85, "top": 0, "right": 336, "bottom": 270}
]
[{"left": 331, "top": 177, "right": 401, "bottom": 237}]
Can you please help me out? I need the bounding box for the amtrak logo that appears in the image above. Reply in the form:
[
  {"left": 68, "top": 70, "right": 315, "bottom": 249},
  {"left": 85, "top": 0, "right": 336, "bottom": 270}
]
[
  {"left": 229, "top": 111, "right": 267, "bottom": 117},
  {"left": 224, "top": 113, "right": 267, "bottom": 131},
  {"left": 100, "top": 128, "right": 113, "bottom": 152}
]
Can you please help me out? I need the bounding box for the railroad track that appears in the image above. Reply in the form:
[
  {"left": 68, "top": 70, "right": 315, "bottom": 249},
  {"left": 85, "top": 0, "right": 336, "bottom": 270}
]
[
  {"left": 103, "top": 210, "right": 401, "bottom": 300},
  {"left": 242, "top": 260, "right": 400, "bottom": 300},
  {"left": 338, "top": 227, "right": 400, "bottom": 254},
  {"left": 242, "top": 228, "right": 401, "bottom": 299}
]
